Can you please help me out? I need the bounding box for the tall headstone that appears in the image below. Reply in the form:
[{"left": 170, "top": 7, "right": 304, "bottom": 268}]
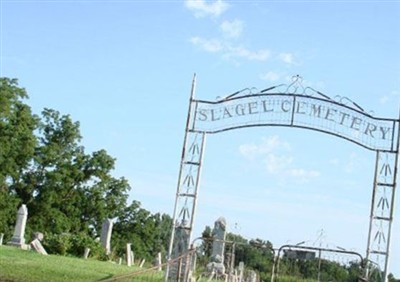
[
  {"left": 8, "top": 204, "right": 28, "bottom": 247},
  {"left": 139, "top": 259, "right": 146, "bottom": 268},
  {"left": 100, "top": 219, "right": 113, "bottom": 255},
  {"left": 248, "top": 270, "right": 257, "bottom": 282},
  {"left": 156, "top": 252, "right": 162, "bottom": 271},
  {"left": 0, "top": 233, "right": 4, "bottom": 245},
  {"left": 211, "top": 217, "right": 227, "bottom": 262},
  {"left": 238, "top": 261, "right": 244, "bottom": 281},
  {"left": 126, "top": 243, "right": 132, "bottom": 267},
  {"left": 168, "top": 220, "right": 190, "bottom": 280},
  {"left": 206, "top": 217, "right": 227, "bottom": 278}
]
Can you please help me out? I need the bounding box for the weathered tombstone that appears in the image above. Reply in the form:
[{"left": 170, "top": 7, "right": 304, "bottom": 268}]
[
  {"left": 126, "top": 243, "right": 132, "bottom": 267},
  {"left": 100, "top": 219, "right": 113, "bottom": 255},
  {"left": 168, "top": 221, "right": 190, "bottom": 280},
  {"left": 156, "top": 252, "right": 162, "bottom": 271},
  {"left": 33, "top": 232, "right": 44, "bottom": 242},
  {"left": 131, "top": 250, "right": 135, "bottom": 265},
  {"left": 139, "top": 259, "right": 146, "bottom": 268},
  {"left": 118, "top": 257, "right": 122, "bottom": 265},
  {"left": 8, "top": 204, "right": 28, "bottom": 247},
  {"left": 30, "top": 238, "right": 48, "bottom": 255},
  {"left": 238, "top": 261, "right": 244, "bottom": 281},
  {"left": 0, "top": 233, "right": 4, "bottom": 245},
  {"left": 206, "top": 217, "right": 227, "bottom": 278},
  {"left": 84, "top": 247, "right": 91, "bottom": 259},
  {"left": 247, "top": 270, "right": 257, "bottom": 282},
  {"left": 211, "top": 217, "right": 227, "bottom": 260}
]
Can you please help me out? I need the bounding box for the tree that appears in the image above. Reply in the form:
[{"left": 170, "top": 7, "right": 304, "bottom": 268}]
[
  {"left": 21, "top": 108, "right": 131, "bottom": 236},
  {"left": 0, "top": 78, "right": 37, "bottom": 240},
  {"left": 112, "top": 200, "right": 172, "bottom": 261},
  {"left": 0, "top": 78, "right": 131, "bottom": 241},
  {"left": 388, "top": 273, "right": 400, "bottom": 282}
]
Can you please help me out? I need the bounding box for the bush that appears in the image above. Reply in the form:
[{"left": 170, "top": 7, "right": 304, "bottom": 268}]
[
  {"left": 42, "top": 232, "right": 107, "bottom": 259},
  {"left": 42, "top": 233, "right": 72, "bottom": 255}
]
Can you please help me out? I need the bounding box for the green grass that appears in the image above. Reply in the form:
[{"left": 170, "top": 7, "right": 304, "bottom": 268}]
[
  {"left": 0, "top": 246, "right": 322, "bottom": 282},
  {"left": 0, "top": 245, "right": 161, "bottom": 282}
]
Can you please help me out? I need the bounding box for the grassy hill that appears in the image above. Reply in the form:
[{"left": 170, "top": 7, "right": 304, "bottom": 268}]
[
  {"left": 0, "top": 245, "right": 160, "bottom": 282},
  {"left": 0, "top": 245, "right": 326, "bottom": 282}
]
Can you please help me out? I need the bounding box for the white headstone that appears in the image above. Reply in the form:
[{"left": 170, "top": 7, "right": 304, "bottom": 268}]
[
  {"left": 30, "top": 238, "right": 48, "bottom": 255},
  {"left": 84, "top": 247, "right": 91, "bottom": 259},
  {"left": 126, "top": 243, "right": 132, "bottom": 267},
  {"left": 238, "top": 261, "right": 244, "bottom": 281},
  {"left": 211, "top": 217, "right": 227, "bottom": 262},
  {"left": 33, "top": 232, "right": 44, "bottom": 242},
  {"left": 157, "top": 252, "right": 162, "bottom": 271},
  {"left": 100, "top": 219, "right": 113, "bottom": 255},
  {"left": 139, "top": 259, "right": 145, "bottom": 268},
  {"left": 248, "top": 270, "right": 257, "bottom": 282},
  {"left": 0, "top": 233, "right": 4, "bottom": 245},
  {"left": 8, "top": 204, "right": 28, "bottom": 247},
  {"left": 206, "top": 217, "right": 227, "bottom": 278}
]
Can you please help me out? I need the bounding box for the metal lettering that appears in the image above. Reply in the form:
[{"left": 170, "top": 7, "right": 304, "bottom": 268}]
[
  {"left": 325, "top": 108, "right": 337, "bottom": 122},
  {"left": 296, "top": 101, "right": 307, "bottom": 114},
  {"left": 262, "top": 100, "right": 274, "bottom": 112},
  {"left": 310, "top": 104, "right": 322, "bottom": 118},
  {"left": 281, "top": 100, "right": 291, "bottom": 112},
  {"left": 198, "top": 109, "right": 208, "bottom": 121},
  {"left": 211, "top": 109, "right": 220, "bottom": 121},
  {"left": 364, "top": 123, "right": 377, "bottom": 138},
  {"left": 380, "top": 127, "right": 391, "bottom": 140},
  {"left": 222, "top": 107, "right": 232, "bottom": 119},
  {"left": 350, "top": 117, "right": 362, "bottom": 130},
  {"left": 235, "top": 104, "right": 246, "bottom": 115},
  {"left": 339, "top": 112, "right": 350, "bottom": 125},
  {"left": 248, "top": 102, "right": 259, "bottom": 114}
]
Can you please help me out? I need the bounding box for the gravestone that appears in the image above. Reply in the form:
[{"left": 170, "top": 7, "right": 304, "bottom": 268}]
[
  {"left": 33, "top": 232, "right": 44, "bottom": 242},
  {"left": 168, "top": 221, "right": 190, "bottom": 280},
  {"left": 156, "top": 252, "right": 162, "bottom": 271},
  {"left": 139, "top": 259, "right": 146, "bottom": 268},
  {"left": 100, "top": 219, "right": 113, "bottom": 255},
  {"left": 8, "top": 204, "right": 28, "bottom": 247},
  {"left": 247, "top": 270, "right": 257, "bottom": 282},
  {"left": 30, "top": 239, "right": 48, "bottom": 255},
  {"left": 206, "top": 217, "right": 227, "bottom": 278},
  {"left": 0, "top": 233, "right": 4, "bottom": 245},
  {"left": 84, "top": 247, "right": 91, "bottom": 259},
  {"left": 238, "top": 261, "right": 244, "bottom": 281},
  {"left": 126, "top": 243, "right": 132, "bottom": 267}
]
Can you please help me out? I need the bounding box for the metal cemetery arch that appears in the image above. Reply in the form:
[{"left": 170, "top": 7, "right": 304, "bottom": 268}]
[{"left": 165, "top": 75, "right": 400, "bottom": 281}]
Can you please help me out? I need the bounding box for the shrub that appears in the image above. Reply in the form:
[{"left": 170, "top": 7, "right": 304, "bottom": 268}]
[
  {"left": 42, "top": 232, "right": 106, "bottom": 259},
  {"left": 42, "top": 233, "right": 72, "bottom": 255}
]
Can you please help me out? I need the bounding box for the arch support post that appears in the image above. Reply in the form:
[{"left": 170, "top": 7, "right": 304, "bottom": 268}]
[
  {"left": 366, "top": 151, "right": 398, "bottom": 282},
  {"left": 165, "top": 75, "right": 206, "bottom": 281}
]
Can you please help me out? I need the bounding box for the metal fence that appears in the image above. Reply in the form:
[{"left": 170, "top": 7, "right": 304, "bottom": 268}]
[{"left": 99, "top": 240, "right": 381, "bottom": 282}]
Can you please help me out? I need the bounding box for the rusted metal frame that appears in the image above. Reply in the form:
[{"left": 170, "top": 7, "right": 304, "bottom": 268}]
[
  {"left": 187, "top": 132, "right": 206, "bottom": 247},
  {"left": 366, "top": 149, "right": 398, "bottom": 282},
  {"left": 382, "top": 117, "right": 400, "bottom": 280},
  {"left": 165, "top": 74, "right": 198, "bottom": 281},
  {"left": 365, "top": 151, "right": 381, "bottom": 280},
  {"left": 273, "top": 244, "right": 364, "bottom": 282}
]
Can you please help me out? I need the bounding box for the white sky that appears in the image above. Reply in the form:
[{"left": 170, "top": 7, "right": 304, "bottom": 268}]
[{"left": 1, "top": 0, "right": 400, "bottom": 276}]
